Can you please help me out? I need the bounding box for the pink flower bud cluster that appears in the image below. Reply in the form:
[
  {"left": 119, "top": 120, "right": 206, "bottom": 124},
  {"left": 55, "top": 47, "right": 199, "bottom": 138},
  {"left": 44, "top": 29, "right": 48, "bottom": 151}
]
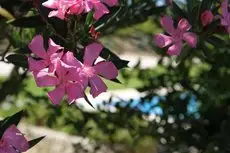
[
  {"left": 28, "top": 35, "right": 118, "bottom": 105},
  {"left": 42, "top": 0, "right": 118, "bottom": 20}
]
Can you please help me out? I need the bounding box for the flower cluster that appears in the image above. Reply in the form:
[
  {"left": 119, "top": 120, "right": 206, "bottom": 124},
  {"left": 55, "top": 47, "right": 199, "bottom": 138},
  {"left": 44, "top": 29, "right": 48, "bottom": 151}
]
[
  {"left": 0, "top": 125, "right": 29, "bottom": 153},
  {"left": 220, "top": 0, "right": 230, "bottom": 33},
  {"left": 154, "top": 0, "right": 230, "bottom": 56},
  {"left": 154, "top": 16, "right": 197, "bottom": 55},
  {"left": 42, "top": 0, "right": 118, "bottom": 20},
  {"left": 28, "top": 35, "right": 118, "bottom": 105}
]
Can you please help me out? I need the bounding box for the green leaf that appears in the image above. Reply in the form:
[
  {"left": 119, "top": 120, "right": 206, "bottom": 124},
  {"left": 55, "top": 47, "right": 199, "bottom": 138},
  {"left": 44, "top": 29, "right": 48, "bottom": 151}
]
[
  {"left": 206, "top": 36, "right": 226, "bottom": 48},
  {"left": 187, "top": 0, "right": 196, "bottom": 15},
  {"left": 85, "top": 11, "right": 94, "bottom": 27},
  {"left": 100, "top": 47, "right": 120, "bottom": 60},
  {"left": 172, "top": 1, "right": 187, "bottom": 18},
  {"left": 111, "top": 59, "right": 129, "bottom": 70},
  {"left": 7, "top": 15, "right": 44, "bottom": 28},
  {"left": 84, "top": 93, "right": 95, "bottom": 109},
  {"left": 202, "top": 20, "right": 219, "bottom": 36},
  {"left": 6, "top": 54, "right": 28, "bottom": 68},
  {"left": 201, "top": 43, "right": 213, "bottom": 59},
  {"left": 200, "top": 0, "right": 217, "bottom": 10},
  {"left": 28, "top": 136, "right": 45, "bottom": 149},
  {"left": 110, "top": 78, "right": 122, "bottom": 84},
  {"left": 100, "top": 48, "right": 129, "bottom": 69}
]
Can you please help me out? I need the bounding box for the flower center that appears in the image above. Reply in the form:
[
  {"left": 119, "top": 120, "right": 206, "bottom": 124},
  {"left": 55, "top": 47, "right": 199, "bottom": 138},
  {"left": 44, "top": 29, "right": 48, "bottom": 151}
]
[
  {"left": 82, "top": 66, "right": 96, "bottom": 77},
  {"left": 172, "top": 29, "right": 183, "bottom": 42}
]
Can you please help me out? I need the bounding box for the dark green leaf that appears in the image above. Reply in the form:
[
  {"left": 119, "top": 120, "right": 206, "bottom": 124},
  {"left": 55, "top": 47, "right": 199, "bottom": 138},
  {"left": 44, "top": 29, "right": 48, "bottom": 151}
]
[
  {"left": 84, "top": 93, "right": 95, "bottom": 109},
  {"left": 6, "top": 54, "right": 28, "bottom": 68},
  {"left": 206, "top": 35, "right": 226, "bottom": 48},
  {"left": 200, "top": 0, "right": 217, "bottom": 10},
  {"left": 29, "top": 136, "right": 45, "bottom": 149},
  {"left": 100, "top": 47, "right": 120, "bottom": 60},
  {"left": 176, "top": 45, "right": 192, "bottom": 64},
  {"left": 110, "top": 78, "right": 122, "bottom": 84},
  {"left": 111, "top": 59, "right": 129, "bottom": 70},
  {"left": 85, "top": 11, "right": 94, "bottom": 27},
  {"left": 172, "top": 1, "right": 187, "bottom": 18},
  {"left": 7, "top": 15, "right": 44, "bottom": 28},
  {"left": 201, "top": 43, "right": 213, "bottom": 59}
]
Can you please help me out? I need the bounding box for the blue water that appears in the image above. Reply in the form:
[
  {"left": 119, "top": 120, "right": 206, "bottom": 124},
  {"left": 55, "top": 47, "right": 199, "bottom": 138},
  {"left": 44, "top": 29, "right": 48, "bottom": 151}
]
[{"left": 111, "top": 94, "right": 199, "bottom": 115}]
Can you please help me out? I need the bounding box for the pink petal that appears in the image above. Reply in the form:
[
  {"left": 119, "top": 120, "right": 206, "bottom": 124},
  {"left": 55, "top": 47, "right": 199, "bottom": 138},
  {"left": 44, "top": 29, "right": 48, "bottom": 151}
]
[
  {"left": 221, "top": 18, "right": 229, "bottom": 26},
  {"left": 84, "top": 43, "right": 103, "bottom": 66},
  {"left": 183, "top": 32, "right": 197, "bottom": 48},
  {"left": 62, "top": 51, "right": 82, "bottom": 68},
  {"left": 28, "top": 57, "right": 48, "bottom": 72},
  {"left": 50, "top": 52, "right": 64, "bottom": 64},
  {"left": 167, "top": 42, "right": 182, "bottom": 56},
  {"left": 42, "top": 0, "right": 58, "bottom": 9},
  {"left": 160, "top": 16, "right": 175, "bottom": 34},
  {"left": 221, "top": 0, "right": 229, "bottom": 17},
  {"left": 3, "top": 146, "right": 18, "bottom": 153},
  {"left": 48, "top": 85, "right": 65, "bottom": 105},
  {"left": 93, "top": 3, "right": 109, "bottom": 20},
  {"left": 47, "top": 38, "right": 63, "bottom": 56},
  {"left": 65, "top": 68, "right": 89, "bottom": 88},
  {"left": 89, "top": 75, "right": 107, "bottom": 98},
  {"left": 33, "top": 71, "right": 59, "bottom": 87},
  {"left": 103, "top": 0, "right": 118, "bottom": 6},
  {"left": 178, "top": 18, "right": 191, "bottom": 31},
  {"left": 84, "top": 1, "right": 94, "bottom": 12},
  {"left": 54, "top": 59, "right": 67, "bottom": 80},
  {"left": 69, "top": 3, "right": 85, "bottom": 14},
  {"left": 66, "top": 82, "right": 84, "bottom": 104},
  {"left": 49, "top": 10, "right": 65, "bottom": 19},
  {"left": 28, "top": 35, "right": 47, "bottom": 59},
  {"left": 154, "top": 34, "right": 173, "bottom": 48},
  {"left": 94, "top": 61, "right": 118, "bottom": 79},
  {"left": 3, "top": 125, "right": 29, "bottom": 152}
]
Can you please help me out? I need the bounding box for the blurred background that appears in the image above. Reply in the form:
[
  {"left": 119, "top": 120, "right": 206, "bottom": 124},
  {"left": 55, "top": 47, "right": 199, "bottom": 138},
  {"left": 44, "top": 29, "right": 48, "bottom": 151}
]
[{"left": 0, "top": 0, "right": 230, "bottom": 153}]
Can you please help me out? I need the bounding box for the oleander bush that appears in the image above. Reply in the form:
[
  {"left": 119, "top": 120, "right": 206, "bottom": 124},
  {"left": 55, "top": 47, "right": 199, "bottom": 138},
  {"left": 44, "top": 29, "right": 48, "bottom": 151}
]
[{"left": 1, "top": 0, "right": 230, "bottom": 153}]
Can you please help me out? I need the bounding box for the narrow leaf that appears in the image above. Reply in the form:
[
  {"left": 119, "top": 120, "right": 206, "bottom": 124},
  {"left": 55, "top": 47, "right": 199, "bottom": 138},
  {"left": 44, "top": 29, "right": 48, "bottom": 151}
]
[
  {"left": 84, "top": 93, "right": 95, "bottom": 109},
  {"left": 7, "top": 15, "right": 44, "bottom": 28},
  {"left": 29, "top": 136, "right": 45, "bottom": 149},
  {"left": 6, "top": 54, "right": 28, "bottom": 68}
]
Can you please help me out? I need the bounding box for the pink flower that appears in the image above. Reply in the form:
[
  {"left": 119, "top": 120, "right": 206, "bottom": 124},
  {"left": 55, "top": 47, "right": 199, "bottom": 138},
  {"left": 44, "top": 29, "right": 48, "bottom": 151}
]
[
  {"left": 165, "top": 0, "right": 172, "bottom": 6},
  {"left": 201, "top": 10, "right": 214, "bottom": 27},
  {"left": 28, "top": 35, "right": 119, "bottom": 104},
  {"left": 35, "top": 59, "right": 84, "bottom": 105},
  {"left": 42, "top": 0, "right": 75, "bottom": 20},
  {"left": 220, "top": 0, "right": 230, "bottom": 33},
  {"left": 0, "top": 125, "right": 29, "bottom": 153},
  {"left": 69, "top": 0, "right": 118, "bottom": 20},
  {"left": 154, "top": 16, "right": 197, "bottom": 56},
  {"left": 63, "top": 43, "right": 118, "bottom": 97},
  {"left": 28, "top": 35, "right": 63, "bottom": 72},
  {"left": 42, "top": 0, "right": 118, "bottom": 20}
]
